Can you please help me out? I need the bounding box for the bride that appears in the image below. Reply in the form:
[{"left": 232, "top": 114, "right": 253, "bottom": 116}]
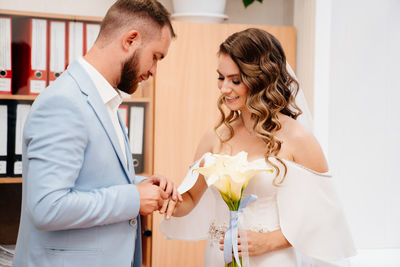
[{"left": 160, "top": 28, "right": 356, "bottom": 266}]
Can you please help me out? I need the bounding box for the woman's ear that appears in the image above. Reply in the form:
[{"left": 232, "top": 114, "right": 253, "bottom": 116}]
[{"left": 121, "top": 30, "right": 140, "bottom": 51}]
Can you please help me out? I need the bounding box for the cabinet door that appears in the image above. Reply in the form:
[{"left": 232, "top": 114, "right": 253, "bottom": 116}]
[
  {"left": 153, "top": 21, "right": 296, "bottom": 267},
  {"left": 0, "top": 184, "right": 21, "bottom": 244},
  {"left": 153, "top": 21, "right": 227, "bottom": 267}
]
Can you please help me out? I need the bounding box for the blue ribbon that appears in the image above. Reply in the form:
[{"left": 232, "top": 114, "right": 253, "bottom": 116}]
[{"left": 223, "top": 194, "right": 258, "bottom": 267}]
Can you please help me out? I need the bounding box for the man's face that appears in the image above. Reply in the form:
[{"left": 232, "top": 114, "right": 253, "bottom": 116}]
[{"left": 118, "top": 26, "right": 172, "bottom": 94}]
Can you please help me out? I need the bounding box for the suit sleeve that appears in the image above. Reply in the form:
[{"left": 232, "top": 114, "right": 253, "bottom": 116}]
[
  {"left": 24, "top": 93, "right": 141, "bottom": 231},
  {"left": 134, "top": 175, "right": 147, "bottom": 184}
]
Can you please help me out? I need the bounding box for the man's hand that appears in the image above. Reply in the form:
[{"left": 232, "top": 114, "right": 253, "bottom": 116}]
[
  {"left": 148, "top": 174, "right": 182, "bottom": 202},
  {"left": 148, "top": 174, "right": 183, "bottom": 219},
  {"left": 137, "top": 175, "right": 182, "bottom": 216},
  {"left": 135, "top": 179, "right": 169, "bottom": 215}
]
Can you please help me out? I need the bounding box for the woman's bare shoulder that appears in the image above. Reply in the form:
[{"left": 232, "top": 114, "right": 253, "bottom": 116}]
[
  {"left": 280, "top": 115, "right": 329, "bottom": 173},
  {"left": 193, "top": 128, "right": 219, "bottom": 160}
]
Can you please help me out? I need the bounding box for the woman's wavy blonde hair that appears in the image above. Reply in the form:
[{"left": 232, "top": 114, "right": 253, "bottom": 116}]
[{"left": 215, "top": 28, "right": 302, "bottom": 185}]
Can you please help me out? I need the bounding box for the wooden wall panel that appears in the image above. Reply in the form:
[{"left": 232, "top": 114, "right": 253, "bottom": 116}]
[
  {"left": 153, "top": 21, "right": 296, "bottom": 267},
  {"left": 152, "top": 21, "right": 227, "bottom": 267}
]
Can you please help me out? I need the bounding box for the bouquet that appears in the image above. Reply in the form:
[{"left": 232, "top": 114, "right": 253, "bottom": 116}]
[{"left": 196, "top": 152, "right": 273, "bottom": 267}]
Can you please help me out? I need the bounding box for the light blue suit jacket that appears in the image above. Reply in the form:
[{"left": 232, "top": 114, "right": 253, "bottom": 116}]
[{"left": 13, "top": 61, "right": 145, "bottom": 267}]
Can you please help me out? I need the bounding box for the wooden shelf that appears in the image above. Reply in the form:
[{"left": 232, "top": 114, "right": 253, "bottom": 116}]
[
  {"left": 0, "top": 94, "right": 152, "bottom": 103},
  {"left": 0, "top": 94, "right": 36, "bottom": 100},
  {"left": 0, "top": 9, "right": 102, "bottom": 22},
  {"left": 0, "top": 178, "right": 22, "bottom": 184},
  {"left": 0, "top": 173, "right": 151, "bottom": 184},
  {"left": 122, "top": 97, "right": 152, "bottom": 103}
]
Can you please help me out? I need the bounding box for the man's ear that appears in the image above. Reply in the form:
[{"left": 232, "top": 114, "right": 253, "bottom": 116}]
[{"left": 122, "top": 30, "right": 141, "bottom": 51}]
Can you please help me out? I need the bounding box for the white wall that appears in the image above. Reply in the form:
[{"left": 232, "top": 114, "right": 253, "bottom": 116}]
[
  {"left": 299, "top": 0, "right": 400, "bottom": 264},
  {"left": 326, "top": 0, "right": 400, "bottom": 251},
  {"left": 0, "top": 0, "right": 114, "bottom": 17},
  {"left": 159, "top": 0, "right": 294, "bottom": 26},
  {"left": 0, "top": 0, "right": 294, "bottom": 26},
  {"left": 293, "top": 0, "right": 316, "bottom": 116},
  {"left": 312, "top": 0, "right": 331, "bottom": 156},
  {"left": 224, "top": 0, "right": 293, "bottom": 26}
]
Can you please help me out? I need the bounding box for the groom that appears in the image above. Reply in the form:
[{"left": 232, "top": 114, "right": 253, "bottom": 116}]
[{"left": 13, "top": 1, "right": 179, "bottom": 266}]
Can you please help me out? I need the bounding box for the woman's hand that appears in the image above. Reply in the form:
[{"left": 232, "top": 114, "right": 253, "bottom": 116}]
[
  {"left": 159, "top": 197, "right": 180, "bottom": 219},
  {"left": 219, "top": 229, "right": 292, "bottom": 257}
]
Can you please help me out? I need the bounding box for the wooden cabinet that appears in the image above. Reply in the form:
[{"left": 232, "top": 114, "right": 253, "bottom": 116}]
[
  {"left": 0, "top": 9, "right": 154, "bottom": 267},
  {"left": 152, "top": 21, "right": 296, "bottom": 267}
]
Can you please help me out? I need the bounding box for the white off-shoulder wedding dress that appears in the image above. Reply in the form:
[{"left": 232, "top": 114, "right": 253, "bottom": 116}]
[{"left": 160, "top": 154, "right": 356, "bottom": 267}]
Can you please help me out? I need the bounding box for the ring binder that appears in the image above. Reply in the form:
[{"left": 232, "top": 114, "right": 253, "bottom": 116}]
[
  {"left": 129, "top": 103, "right": 145, "bottom": 174},
  {"left": 48, "top": 20, "right": 67, "bottom": 85},
  {"left": 12, "top": 18, "right": 48, "bottom": 95},
  {"left": 0, "top": 17, "right": 12, "bottom": 95},
  {"left": 34, "top": 71, "right": 42, "bottom": 78},
  {"left": 84, "top": 23, "right": 100, "bottom": 54},
  {"left": 118, "top": 103, "right": 146, "bottom": 174},
  {"left": 0, "top": 100, "right": 8, "bottom": 177},
  {"left": 6, "top": 100, "right": 33, "bottom": 177},
  {"left": 67, "top": 21, "right": 84, "bottom": 66}
]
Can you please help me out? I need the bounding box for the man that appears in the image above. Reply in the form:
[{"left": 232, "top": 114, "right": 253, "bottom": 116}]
[{"left": 13, "top": 1, "right": 179, "bottom": 266}]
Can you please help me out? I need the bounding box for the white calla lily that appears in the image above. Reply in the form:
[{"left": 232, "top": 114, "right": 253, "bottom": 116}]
[{"left": 195, "top": 151, "right": 273, "bottom": 209}]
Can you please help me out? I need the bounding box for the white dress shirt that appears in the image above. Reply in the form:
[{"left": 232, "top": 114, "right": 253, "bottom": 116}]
[{"left": 78, "top": 57, "right": 127, "bottom": 164}]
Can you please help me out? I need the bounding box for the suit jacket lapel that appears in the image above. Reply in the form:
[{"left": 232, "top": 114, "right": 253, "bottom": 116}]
[
  {"left": 118, "top": 110, "right": 136, "bottom": 183},
  {"left": 67, "top": 61, "right": 131, "bottom": 183}
]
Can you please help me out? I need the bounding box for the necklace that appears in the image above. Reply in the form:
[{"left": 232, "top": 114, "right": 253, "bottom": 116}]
[{"left": 241, "top": 115, "right": 254, "bottom": 136}]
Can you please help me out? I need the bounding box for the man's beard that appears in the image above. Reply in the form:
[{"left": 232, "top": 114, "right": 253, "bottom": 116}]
[{"left": 117, "top": 50, "right": 141, "bottom": 95}]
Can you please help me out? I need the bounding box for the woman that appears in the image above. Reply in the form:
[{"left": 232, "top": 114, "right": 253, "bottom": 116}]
[{"left": 160, "top": 28, "right": 356, "bottom": 266}]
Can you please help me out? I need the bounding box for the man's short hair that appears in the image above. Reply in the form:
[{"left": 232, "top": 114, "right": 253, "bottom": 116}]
[{"left": 98, "top": 0, "right": 175, "bottom": 44}]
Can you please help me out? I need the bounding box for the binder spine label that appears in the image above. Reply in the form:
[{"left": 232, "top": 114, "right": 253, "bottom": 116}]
[
  {"left": 0, "top": 18, "right": 11, "bottom": 70},
  {"left": 15, "top": 104, "right": 31, "bottom": 155},
  {"left": 0, "top": 17, "right": 12, "bottom": 93},
  {"left": 0, "top": 78, "right": 11, "bottom": 92},
  {"left": 68, "top": 22, "right": 84, "bottom": 64},
  {"left": 129, "top": 106, "right": 144, "bottom": 154},
  {"left": 31, "top": 19, "right": 47, "bottom": 71},
  {"left": 0, "top": 161, "right": 6, "bottom": 174},
  {"left": 85, "top": 24, "right": 100, "bottom": 52},
  {"left": 30, "top": 80, "right": 46, "bottom": 94},
  {"left": 50, "top": 21, "right": 66, "bottom": 73},
  {"left": 14, "top": 161, "right": 22, "bottom": 175},
  {"left": 0, "top": 105, "right": 7, "bottom": 156}
]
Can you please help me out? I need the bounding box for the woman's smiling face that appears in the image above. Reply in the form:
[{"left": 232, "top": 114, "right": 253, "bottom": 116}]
[{"left": 217, "top": 53, "right": 248, "bottom": 111}]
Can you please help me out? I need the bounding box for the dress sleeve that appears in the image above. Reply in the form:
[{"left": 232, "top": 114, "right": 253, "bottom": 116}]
[
  {"left": 159, "top": 153, "right": 216, "bottom": 241},
  {"left": 276, "top": 163, "right": 357, "bottom": 264}
]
